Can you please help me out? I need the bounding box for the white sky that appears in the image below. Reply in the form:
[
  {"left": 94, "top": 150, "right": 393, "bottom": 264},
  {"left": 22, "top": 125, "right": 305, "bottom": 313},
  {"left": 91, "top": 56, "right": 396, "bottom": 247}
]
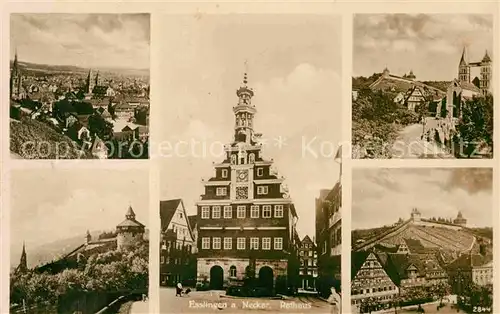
[
  {"left": 352, "top": 168, "right": 493, "bottom": 230},
  {"left": 10, "top": 168, "right": 149, "bottom": 252},
  {"left": 354, "top": 14, "right": 493, "bottom": 81},
  {"left": 156, "top": 14, "right": 342, "bottom": 239},
  {"left": 10, "top": 13, "right": 150, "bottom": 69}
]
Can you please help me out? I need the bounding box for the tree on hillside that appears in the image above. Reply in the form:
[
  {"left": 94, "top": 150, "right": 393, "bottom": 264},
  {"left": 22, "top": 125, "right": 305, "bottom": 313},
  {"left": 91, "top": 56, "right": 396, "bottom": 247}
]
[
  {"left": 456, "top": 95, "right": 493, "bottom": 158},
  {"left": 88, "top": 114, "right": 114, "bottom": 140}
]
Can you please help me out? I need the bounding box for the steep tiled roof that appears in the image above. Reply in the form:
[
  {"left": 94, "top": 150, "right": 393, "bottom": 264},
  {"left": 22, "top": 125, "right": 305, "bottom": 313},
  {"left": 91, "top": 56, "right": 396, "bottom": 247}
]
[
  {"left": 351, "top": 251, "right": 371, "bottom": 279},
  {"left": 188, "top": 214, "right": 197, "bottom": 229},
  {"left": 446, "top": 253, "right": 493, "bottom": 270},
  {"left": 160, "top": 199, "right": 182, "bottom": 230},
  {"left": 116, "top": 219, "right": 144, "bottom": 228},
  {"left": 459, "top": 81, "right": 481, "bottom": 93}
]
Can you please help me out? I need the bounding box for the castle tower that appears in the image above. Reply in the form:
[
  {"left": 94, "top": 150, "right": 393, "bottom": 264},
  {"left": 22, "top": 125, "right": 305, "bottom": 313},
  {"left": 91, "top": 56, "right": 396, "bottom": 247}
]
[
  {"left": 407, "top": 70, "right": 416, "bottom": 81},
  {"left": 458, "top": 47, "right": 470, "bottom": 84},
  {"left": 233, "top": 69, "right": 256, "bottom": 145},
  {"left": 116, "top": 205, "right": 145, "bottom": 251},
  {"left": 17, "top": 242, "right": 28, "bottom": 273},
  {"left": 410, "top": 208, "right": 421, "bottom": 222},
  {"left": 480, "top": 50, "right": 492, "bottom": 95},
  {"left": 453, "top": 211, "right": 467, "bottom": 226},
  {"left": 382, "top": 67, "right": 390, "bottom": 78},
  {"left": 85, "top": 230, "right": 92, "bottom": 244}
]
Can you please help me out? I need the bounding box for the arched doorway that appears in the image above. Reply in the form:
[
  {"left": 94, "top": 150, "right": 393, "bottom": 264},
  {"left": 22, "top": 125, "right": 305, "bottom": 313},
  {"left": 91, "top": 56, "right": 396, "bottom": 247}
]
[
  {"left": 258, "top": 266, "right": 274, "bottom": 290},
  {"left": 209, "top": 266, "right": 224, "bottom": 290}
]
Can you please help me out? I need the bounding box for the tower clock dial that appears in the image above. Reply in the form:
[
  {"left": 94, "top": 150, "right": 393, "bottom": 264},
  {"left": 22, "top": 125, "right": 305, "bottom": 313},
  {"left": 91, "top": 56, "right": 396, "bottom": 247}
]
[{"left": 236, "top": 170, "right": 249, "bottom": 182}]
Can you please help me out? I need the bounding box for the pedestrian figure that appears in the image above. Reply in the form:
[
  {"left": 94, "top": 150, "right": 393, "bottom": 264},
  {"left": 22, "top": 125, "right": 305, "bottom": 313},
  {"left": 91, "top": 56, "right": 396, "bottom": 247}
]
[
  {"left": 327, "top": 287, "right": 341, "bottom": 314},
  {"left": 176, "top": 282, "right": 183, "bottom": 297}
]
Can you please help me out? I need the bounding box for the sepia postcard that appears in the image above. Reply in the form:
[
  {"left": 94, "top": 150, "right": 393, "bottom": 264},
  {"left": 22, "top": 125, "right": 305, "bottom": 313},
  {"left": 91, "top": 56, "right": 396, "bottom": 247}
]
[
  {"left": 0, "top": 2, "right": 499, "bottom": 314},
  {"left": 9, "top": 13, "right": 150, "bottom": 160}
]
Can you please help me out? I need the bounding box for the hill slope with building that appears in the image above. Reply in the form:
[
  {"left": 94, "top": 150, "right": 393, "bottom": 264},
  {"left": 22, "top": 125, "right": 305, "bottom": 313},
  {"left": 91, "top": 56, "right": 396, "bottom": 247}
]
[{"left": 10, "top": 118, "right": 93, "bottom": 159}]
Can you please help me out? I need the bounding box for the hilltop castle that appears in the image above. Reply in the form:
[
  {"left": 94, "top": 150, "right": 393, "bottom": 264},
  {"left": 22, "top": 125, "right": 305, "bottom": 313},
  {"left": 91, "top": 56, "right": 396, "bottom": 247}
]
[{"left": 16, "top": 205, "right": 146, "bottom": 274}]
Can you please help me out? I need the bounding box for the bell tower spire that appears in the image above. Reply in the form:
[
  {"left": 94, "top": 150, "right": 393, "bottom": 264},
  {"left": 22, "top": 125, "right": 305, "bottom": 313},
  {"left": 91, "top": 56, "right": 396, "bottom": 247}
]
[
  {"left": 17, "top": 242, "right": 28, "bottom": 273},
  {"left": 233, "top": 61, "right": 256, "bottom": 144},
  {"left": 459, "top": 46, "right": 470, "bottom": 83}
]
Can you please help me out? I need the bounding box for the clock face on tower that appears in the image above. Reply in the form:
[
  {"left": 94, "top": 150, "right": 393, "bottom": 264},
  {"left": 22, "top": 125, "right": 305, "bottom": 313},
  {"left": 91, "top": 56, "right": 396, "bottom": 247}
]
[{"left": 236, "top": 170, "right": 249, "bottom": 182}]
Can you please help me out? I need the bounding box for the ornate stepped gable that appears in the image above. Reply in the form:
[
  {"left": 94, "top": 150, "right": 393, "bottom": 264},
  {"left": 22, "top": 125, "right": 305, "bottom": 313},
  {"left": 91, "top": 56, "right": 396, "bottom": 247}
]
[
  {"left": 196, "top": 70, "right": 298, "bottom": 262},
  {"left": 198, "top": 71, "right": 295, "bottom": 214}
]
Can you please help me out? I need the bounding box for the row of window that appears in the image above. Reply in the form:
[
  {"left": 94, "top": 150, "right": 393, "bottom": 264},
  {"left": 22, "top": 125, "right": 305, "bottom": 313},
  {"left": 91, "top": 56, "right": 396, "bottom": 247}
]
[
  {"left": 300, "top": 250, "right": 316, "bottom": 257},
  {"left": 220, "top": 167, "right": 266, "bottom": 177},
  {"left": 301, "top": 259, "right": 317, "bottom": 267},
  {"left": 201, "top": 237, "right": 283, "bottom": 250},
  {"left": 160, "top": 256, "right": 189, "bottom": 265},
  {"left": 352, "top": 286, "right": 397, "bottom": 295},
  {"left": 201, "top": 205, "right": 284, "bottom": 219},
  {"left": 228, "top": 153, "right": 261, "bottom": 166},
  {"left": 215, "top": 186, "right": 269, "bottom": 196},
  {"left": 299, "top": 269, "right": 318, "bottom": 276}
]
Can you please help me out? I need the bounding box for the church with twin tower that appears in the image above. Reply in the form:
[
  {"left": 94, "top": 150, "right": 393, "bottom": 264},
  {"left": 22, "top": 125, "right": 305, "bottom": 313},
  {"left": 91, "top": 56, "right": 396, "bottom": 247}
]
[{"left": 195, "top": 70, "right": 300, "bottom": 291}]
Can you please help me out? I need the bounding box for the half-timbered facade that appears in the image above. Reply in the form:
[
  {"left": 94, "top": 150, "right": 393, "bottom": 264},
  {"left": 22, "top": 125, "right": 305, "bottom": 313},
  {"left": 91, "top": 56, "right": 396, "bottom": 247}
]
[{"left": 160, "top": 199, "right": 196, "bottom": 286}]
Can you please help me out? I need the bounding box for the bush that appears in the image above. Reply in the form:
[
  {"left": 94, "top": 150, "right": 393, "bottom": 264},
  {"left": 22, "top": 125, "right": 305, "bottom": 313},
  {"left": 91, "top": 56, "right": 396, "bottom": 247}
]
[{"left": 196, "top": 282, "right": 210, "bottom": 291}]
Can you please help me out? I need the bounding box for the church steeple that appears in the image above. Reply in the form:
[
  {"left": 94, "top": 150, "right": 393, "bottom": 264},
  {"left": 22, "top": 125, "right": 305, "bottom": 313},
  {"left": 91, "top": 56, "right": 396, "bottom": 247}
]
[
  {"left": 18, "top": 242, "right": 28, "bottom": 273},
  {"left": 459, "top": 46, "right": 467, "bottom": 66},
  {"left": 13, "top": 48, "right": 19, "bottom": 76},
  {"left": 233, "top": 62, "right": 256, "bottom": 144},
  {"left": 86, "top": 69, "right": 94, "bottom": 94},
  {"left": 459, "top": 46, "right": 470, "bottom": 83}
]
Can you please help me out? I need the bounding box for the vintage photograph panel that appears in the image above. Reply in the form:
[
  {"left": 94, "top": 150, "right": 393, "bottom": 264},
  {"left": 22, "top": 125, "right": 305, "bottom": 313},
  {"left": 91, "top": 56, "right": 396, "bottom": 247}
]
[
  {"left": 9, "top": 168, "right": 150, "bottom": 314},
  {"left": 158, "top": 14, "right": 342, "bottom": 313},
  {"left": 352, "top": 14, "right": 493, "bottom": 159},
  {"left": 351, "top": 168, "right": 493, "bottom": 314},
  {"left": 9, "top": 13, "right": 150, "bottom": 159}
]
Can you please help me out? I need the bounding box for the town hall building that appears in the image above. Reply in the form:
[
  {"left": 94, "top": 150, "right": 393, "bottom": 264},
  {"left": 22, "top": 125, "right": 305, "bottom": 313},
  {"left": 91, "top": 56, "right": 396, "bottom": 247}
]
[{"left": 195, "top": 71, "right": 300, "bottom": 291}]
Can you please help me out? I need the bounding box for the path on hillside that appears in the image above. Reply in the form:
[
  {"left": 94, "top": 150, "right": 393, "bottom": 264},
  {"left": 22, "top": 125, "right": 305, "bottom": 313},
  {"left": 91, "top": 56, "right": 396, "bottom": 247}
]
[{"left": 392, "top": 121, "right": 453, "bottom": 159}]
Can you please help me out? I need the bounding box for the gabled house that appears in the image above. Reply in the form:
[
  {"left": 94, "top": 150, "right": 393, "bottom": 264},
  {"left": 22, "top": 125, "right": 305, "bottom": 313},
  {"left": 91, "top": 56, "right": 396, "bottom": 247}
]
[
  {"left": 160, "top": 199, "right": 196, "bottom": 286},
  {"left": 351, "top": 251, "right": 399, "bottom": 311}
]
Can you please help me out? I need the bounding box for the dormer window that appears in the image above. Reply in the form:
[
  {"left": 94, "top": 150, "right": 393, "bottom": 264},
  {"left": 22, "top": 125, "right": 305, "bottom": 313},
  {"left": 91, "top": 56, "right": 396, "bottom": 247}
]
[
  {"left": 257, "top": 186, "right": 268, "bottom": 195},
  {"left": 249, "top": 153, "right": 255, "bottom": 163},
  {"left": 216, "top": 187, "right": 227, "bottom": 196},
  {"left": 221, "top": 169, "right": 228, "bottom": 178},
  {"left": 257, "top": 168, "right": 264, "bottom": 177}
]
